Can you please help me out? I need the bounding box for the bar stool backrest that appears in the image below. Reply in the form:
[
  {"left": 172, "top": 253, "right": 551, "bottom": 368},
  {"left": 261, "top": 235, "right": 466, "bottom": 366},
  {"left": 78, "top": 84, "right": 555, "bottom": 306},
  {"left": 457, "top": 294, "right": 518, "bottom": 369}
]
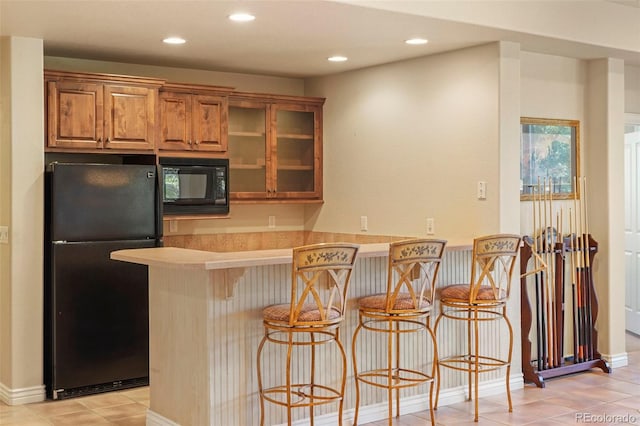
[
  {"left": 385, "top": 239, "right": 447, "bottom": 313},
  {"left": 469, "top": 234, "right": 521, "bottom": 304},
  {"left": 289, "top": 243, "right": 360, "bottom": 327}
]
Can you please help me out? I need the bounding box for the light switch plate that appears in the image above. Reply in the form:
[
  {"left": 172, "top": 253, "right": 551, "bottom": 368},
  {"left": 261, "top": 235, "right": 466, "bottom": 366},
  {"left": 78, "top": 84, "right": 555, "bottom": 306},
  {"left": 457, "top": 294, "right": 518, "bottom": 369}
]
[
  {"left": 477, "top": 181, "right": 487, "bottom": 200},
  {"left": 426, "top": 218, "right": 435, "bottom": 235},
  {"left": 0, "top": 226, "right": 8, "bottom": 244}
]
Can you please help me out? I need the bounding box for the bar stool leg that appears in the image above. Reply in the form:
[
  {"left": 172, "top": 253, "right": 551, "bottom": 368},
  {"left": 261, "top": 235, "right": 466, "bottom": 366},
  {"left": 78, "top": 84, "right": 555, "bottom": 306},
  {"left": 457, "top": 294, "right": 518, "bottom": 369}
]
[
  {"left": 257, "top": 335, "right": 267, "bottom": 426},
  {"left": 505, "top": 307, "right": 514, "bottom": 413},
  {"left": 387, "top": 319, "right": 393, "bottom": 425},
  {"left": 467, "top": 310, "right": 473, "bottom": 402},
  {"left": 310, "top": 332, "right": 316, "bottom": 426},
  {"left": 396, "top": 321, "right": 400, "bottom": 417},
  {"left": 474, "top": 308, "right": 479, "bottom": 422},
  {"left": 352, "top": 319, "right": 363, "bottom": 426},
  {"left": 286, "top": 333, "right": 293, "bottom": 426},
  {"left": 427, "top": 323, "right": 437, "bottom": 426},
  {"left": 433, "top": 314, "right": 443, "bottom": 411},
  {"left": 337, "top": 331, "right": 347, "bottom": 426}
]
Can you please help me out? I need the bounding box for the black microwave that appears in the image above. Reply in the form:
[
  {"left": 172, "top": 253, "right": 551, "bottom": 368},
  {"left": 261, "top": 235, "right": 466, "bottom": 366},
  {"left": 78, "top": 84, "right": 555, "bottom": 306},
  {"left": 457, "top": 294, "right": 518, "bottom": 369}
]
[{"left": 159, "top": 157, "right": 229, "bottom": 215}]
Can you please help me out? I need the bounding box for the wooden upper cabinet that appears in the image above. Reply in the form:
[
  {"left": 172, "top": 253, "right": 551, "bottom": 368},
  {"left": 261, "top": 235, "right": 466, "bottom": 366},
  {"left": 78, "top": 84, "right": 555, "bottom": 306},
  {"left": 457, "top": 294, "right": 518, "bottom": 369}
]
[
  {"left": 159, "top": 91, "right": 191, "bottom": 150},
  {"left": 45, "top": 70, "right": 162, "bottom": 152},
  {"left": 159, "top": 84, "right": 231, "bottom": 154},
  {"left": 44, "top": 72, "right": 323, "bottom": 202},
  {"left": 104, "top": 85, "right": 156, "bottom": 150},
  {"left": 47, "top": 80, "right": 104, "bottom": 149},
  {"left": 192, "top": 95, "right": 228, "bottom": 152}
]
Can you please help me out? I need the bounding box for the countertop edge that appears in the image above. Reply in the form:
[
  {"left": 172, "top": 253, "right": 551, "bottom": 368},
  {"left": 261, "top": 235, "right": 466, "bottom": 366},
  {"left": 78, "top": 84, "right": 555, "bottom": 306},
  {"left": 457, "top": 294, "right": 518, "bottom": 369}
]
[{"left": 111, "top": 241, "right": 472, "bottom": 270}]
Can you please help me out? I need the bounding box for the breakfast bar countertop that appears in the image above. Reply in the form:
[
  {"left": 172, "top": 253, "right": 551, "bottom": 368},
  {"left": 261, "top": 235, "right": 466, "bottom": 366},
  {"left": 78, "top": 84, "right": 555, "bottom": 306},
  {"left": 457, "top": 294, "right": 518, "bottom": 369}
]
[{"left": 111, "top": 241, "right": 472, "bottom": 270}]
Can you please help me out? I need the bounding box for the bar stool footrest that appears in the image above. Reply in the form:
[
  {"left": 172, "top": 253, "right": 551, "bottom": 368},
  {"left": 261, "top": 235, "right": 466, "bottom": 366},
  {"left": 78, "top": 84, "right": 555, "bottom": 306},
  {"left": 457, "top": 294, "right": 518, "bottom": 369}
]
[
  {"left": 261, "top": 383, "right": 342, "bottom": 408},
  {"left": 356, "top": 367, "right": 433, "bottom": 390},
  {"left": 438, "top": 354, "right": 510, "bottom": 373}
]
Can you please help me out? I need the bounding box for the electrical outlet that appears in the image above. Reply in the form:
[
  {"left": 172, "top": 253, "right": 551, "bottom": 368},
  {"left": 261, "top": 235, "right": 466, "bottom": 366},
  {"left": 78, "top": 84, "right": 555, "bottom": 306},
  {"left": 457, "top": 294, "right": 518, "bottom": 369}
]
[
  {"left": 268, "top": 215, "right": 276, "bottom": 228},
  {"left": 0, "top": 226, "right": 8, "bottom": 244},
  {"left": 477, "top": 181, "right": 487, "bottom": 200},
  {"left": 360, "top": 216, "right": 368, "bottom": 232},
  {"left": 426, "top": 218, "right": 435, "bottom": 235},
  {"left": 169, "top": 220, "right": 178, "bottom": 233}
]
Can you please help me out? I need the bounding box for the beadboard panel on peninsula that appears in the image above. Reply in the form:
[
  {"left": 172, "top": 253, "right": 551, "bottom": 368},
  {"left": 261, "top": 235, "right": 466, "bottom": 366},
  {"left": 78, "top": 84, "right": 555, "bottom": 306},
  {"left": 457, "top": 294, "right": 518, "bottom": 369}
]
[{"left": 111, "top": 239, "right": 520, "bottom": 425}]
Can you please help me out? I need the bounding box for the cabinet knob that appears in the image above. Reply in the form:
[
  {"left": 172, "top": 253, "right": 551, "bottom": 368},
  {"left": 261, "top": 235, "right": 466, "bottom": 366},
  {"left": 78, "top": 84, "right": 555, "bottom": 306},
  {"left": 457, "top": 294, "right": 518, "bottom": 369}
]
[
  {"left": 105, "top": 137, "right": 110, "bottom": 144},
  {"left": 189, "top": 140, "right": 193, "bottom": 145},
  {"left": 194, "top": 140, "right": 200, "bottom": 145}
]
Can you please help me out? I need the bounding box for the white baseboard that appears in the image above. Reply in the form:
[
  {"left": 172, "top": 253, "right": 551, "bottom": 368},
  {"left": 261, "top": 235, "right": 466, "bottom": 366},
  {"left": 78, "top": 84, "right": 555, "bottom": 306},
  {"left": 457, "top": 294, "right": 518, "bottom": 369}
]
[
  {"left": 276, "top": 374, "right": 524, "bottom": 426},
  {"left": 146, "top": 409, "right": 181, "bottom": 426},
  {"left": 601, "top": 352, "right": 628, "bottom": 369},
  {"left": 0, "top": 382, "right": 46, "bottom": 405}
]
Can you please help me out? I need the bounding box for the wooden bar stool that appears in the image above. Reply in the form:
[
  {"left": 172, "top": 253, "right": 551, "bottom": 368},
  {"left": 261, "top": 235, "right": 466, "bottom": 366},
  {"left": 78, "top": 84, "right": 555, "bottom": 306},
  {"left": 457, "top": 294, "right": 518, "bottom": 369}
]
[
  {"left": 352, "top": 239, "right": 447, "bottom": 426},
  {"left": 257, "top": 243, "right": 360, "bottom": 426},
  {"left": 434, "top": 234, "right": 521, "bottom": 422}
]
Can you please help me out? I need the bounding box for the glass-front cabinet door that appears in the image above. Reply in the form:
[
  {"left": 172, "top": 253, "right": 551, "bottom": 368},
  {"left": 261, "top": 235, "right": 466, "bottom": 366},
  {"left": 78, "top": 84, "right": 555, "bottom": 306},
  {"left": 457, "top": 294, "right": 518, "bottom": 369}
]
[
  {"left": 228, "top": 95, "right": 323, "bottom": 201},
  {"left": 272, "top": 103, "right": 321, "bottom": 199},
  {"left": 228, "top": 100, "right": 269, "bottom": 199}
]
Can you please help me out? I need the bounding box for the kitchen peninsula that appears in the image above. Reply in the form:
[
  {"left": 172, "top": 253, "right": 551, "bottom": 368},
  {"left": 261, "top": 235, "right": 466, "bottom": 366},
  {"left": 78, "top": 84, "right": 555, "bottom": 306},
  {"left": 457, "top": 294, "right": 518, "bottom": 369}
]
[{"left": 112, "top": 240, "right": 493, "bottom": 426}]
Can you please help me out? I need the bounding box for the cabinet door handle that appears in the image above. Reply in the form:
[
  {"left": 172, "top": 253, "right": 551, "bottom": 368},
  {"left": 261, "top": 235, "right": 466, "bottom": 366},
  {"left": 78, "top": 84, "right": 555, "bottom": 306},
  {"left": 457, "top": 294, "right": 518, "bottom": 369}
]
[
  {"left": 105, "top": 137, "right": 110, "bottom": 144},
  {"left": 194, "top": 140, "right": 200, "bottom": 145},
  {"left": 189, "top": 140, "right": 193, "bottom": 145}
]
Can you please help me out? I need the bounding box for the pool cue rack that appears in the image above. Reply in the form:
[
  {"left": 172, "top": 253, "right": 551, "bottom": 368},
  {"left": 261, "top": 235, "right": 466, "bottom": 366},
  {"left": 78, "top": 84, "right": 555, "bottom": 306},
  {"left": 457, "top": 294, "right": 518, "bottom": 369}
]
[{"left": 520, "top": 235, "right": 610, "bottom": 388}]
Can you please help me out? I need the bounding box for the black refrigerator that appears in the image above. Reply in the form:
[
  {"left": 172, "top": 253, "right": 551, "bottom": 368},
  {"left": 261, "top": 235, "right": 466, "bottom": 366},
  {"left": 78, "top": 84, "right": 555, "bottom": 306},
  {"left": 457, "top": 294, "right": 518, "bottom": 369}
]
[{"left": 44, "top": 162, "right": 162, "bottom": 400}]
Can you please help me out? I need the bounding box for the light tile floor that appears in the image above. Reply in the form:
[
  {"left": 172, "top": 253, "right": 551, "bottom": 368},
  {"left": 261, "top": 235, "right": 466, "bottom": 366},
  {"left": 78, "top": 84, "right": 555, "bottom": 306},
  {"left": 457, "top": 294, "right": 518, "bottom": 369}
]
[{"left": 2, "top": 333, "right": 639, "bottom": 425}]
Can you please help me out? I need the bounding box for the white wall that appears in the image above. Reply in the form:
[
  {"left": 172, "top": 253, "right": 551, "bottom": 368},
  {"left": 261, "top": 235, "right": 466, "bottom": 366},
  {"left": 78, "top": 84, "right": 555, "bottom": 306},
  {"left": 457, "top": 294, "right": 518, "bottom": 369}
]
[
  {"left": 305, "top": 43, "right": 504, "bottom": 243},
  {"left": 585, "top": 58, "right": 626, "bottom": 363},
  {"left": 0, "top": 36, "right": 45, "bottom": 404},
  {"left": 0, "top": 34, "right": 10, "bottom": 393},
  {"left": 626, "top": 64, "right": 640, "bottom": 114}
]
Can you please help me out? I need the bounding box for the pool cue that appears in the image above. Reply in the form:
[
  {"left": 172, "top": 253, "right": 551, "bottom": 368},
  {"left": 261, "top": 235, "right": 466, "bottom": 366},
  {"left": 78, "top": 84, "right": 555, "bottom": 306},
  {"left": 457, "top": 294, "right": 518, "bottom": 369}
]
[
  {"left": 538, "top": 178, "right": 548, "bottom": 368},
  {"left": 544, "top": 178, "right": 554, "bottom": 368},
  {"left": 573, "top": 178, "right": 584, "bottom": 363},
  {"left": 532, "top": 183, "right": 543, "bottom": 371},
  {"left": 576, "top": 180, "right": 586, "bottom": 362},
  {"left": 555, "top": 209, "right": 564, "bottom": 365},
  {"left": 569, "top": 209, "right": 579, "bottom": 363},
  {"left": 582, "top": 177, "right": 593, "bottom": 361},
  {"left": 550, "top": 180, "right": 558, "bottom": 366}
]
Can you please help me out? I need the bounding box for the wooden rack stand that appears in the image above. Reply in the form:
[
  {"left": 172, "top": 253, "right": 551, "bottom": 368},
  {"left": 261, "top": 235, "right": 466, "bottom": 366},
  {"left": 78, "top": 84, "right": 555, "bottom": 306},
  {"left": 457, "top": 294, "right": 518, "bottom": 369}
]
[{"left": 520, "top": 234, "right": 610, "bottom": 388}]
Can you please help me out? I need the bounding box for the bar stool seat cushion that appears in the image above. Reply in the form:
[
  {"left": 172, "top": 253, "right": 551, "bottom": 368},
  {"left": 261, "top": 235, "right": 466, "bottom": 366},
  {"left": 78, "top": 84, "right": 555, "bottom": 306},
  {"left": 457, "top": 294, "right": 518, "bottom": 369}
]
[
  {"left": 439, "top": 284, "right": 506, "bottom": 301},
  {"left": 263, "top": 303, "right": 342, "bottom": 322},
  {"left": 357, "top": 293, "right": 431, "bottom": 311}
]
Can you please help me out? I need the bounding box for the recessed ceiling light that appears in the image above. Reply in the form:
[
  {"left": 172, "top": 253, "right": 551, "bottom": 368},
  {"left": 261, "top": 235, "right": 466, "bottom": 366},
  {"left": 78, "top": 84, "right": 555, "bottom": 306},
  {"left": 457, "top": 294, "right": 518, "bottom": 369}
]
[
  {"left": 405, "top": 38, "right": 428, "bottom": 45},
  {"left": 163, "top": 37, "right": 186, "bottom": 45},
  {"left": 229, "top": 13, "right": 255, "bottom": 22},
  {"left": 328, "top": 56, "right": 348, "bottom": 62}
]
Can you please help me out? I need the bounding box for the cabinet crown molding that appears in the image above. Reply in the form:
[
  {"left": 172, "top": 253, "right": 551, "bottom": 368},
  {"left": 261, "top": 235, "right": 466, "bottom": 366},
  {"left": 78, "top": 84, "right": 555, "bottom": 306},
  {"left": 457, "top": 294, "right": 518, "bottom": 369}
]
[
  {"left": 44, "top": 69, "right": 165, "bottom": 88},
  {"left": 161, "top": 82, "right": 235, "bottom": 95}
]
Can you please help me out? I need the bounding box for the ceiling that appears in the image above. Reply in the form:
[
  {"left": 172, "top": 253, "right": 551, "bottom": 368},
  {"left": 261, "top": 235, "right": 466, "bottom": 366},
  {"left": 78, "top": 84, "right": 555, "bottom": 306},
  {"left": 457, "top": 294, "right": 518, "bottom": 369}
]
[{"left": 1, "top": 0, "right": 639, "bottom": 78}]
